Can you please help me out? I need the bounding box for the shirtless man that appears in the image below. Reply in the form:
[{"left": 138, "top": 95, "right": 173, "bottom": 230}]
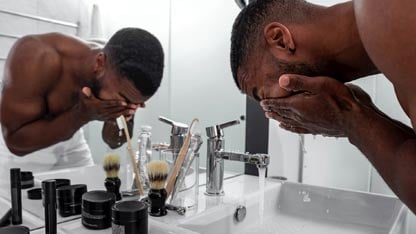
[
  {"left": 0, "top": 27, "right": 164, "bottom": 160},
  {"left": 230, "top": 0, "right": 416, "bottom": 213}
]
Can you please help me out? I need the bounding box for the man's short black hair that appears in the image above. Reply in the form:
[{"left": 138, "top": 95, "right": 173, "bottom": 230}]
[
  {"left": 104, "top": 27, "right": 164, "bottom": 97},
  {"left": 230, "top": 0, "right": 310, "bottom": 89}
]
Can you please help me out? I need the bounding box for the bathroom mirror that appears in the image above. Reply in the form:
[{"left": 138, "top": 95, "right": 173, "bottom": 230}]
[
  {"left": 83, "top": 0, "right": 246, "bottom": 174},
  {"left": 0, "top": 0, "right": 246, "bottom": 175}
]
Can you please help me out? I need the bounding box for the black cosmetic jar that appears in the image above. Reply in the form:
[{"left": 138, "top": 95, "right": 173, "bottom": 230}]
[
  {"left": 82, "top": 190, "right": 115, "bottom": 230},
  {"left": 111, "top": 200, "right": 148, "bottom": 234},
  {"left": 20, "top": 171, "right": 34, "bottom": 189},
  {"left": 56, "top": 184, "right": 87, "bottom": 217},
  {"left": 27, "top": 188, "right": 42, "bottom": 200},
  {"left": 0, "top": 226, "right": 30, "bottom": 234},
  {"left": 53, "top": 179, "right": 71, "bottom": 188}
]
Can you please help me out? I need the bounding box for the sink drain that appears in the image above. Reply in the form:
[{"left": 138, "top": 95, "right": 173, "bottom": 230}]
[{"left": 234, "top": 205, "right": 247, "bottom": 222}]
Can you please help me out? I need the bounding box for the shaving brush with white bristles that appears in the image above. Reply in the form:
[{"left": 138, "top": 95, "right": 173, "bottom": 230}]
[
  {"left": 103, "top": 153, "right": 121, "bottom": 201},
  {"left": 147, "top": 160, "right": 169, "bottom": 217}
]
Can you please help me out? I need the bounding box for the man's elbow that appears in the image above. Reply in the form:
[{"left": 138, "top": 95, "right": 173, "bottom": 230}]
[
  {"left": 7, "top": 146, "right": 30, "bottom": 156},
  {"left": 4, "top": 137, "right": 31, "bottom": 157}
]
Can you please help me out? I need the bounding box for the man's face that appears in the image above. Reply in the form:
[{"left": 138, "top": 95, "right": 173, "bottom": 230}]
[
  {"left": 93, "top": 68, "right": 148, "bottom": 118},
  {"left": 238, "top": 54, "right": 324, "bottom": 102}
]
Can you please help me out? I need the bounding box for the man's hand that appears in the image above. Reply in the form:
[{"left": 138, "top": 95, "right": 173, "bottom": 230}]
[
  {"left": 76, "top": 87, "right": 135, "bottom": 122},
  {"left": 260, "top": 74, "right": 364, "bottom": 137}
]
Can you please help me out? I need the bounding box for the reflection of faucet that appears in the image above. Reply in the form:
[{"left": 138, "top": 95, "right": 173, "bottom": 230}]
[
  {"left": 205, "top": 120, "right": 270, "bottom": 196},
  {"left": 158, "top": 116, "right": 189, "bottom": 161}
]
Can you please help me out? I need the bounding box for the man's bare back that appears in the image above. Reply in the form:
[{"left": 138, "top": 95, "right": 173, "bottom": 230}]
[
  {"left": 4, "top": 34, "right": 91, "bottom": 118},
  {"left": 354, "top": 0, "right": 416, "bottom": 121}
]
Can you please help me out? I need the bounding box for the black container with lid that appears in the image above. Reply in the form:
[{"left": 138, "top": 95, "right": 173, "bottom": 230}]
[
  {"left": 82, "top": 190, "right": 115, "bottom": 230},
  {"left": 27, "top": 188, "right": 42, "bottom": 200},
  {"left": 56, "top": 184, "right": 87, "bottom": 217},
  {"left": 27, "top": 179, "right": 71, "bottom": 201},
  {"left": 112, "top": 200, "right": 148, "bottom": 234},
  {"left": 0, "top": 226, "right": 30, "bottom": 234},
  {"left": 53, "top": 179, "right": 71, "bottom": 188},
  {"left": 20, "top": 171, "right": 34, "bottom": 189}
]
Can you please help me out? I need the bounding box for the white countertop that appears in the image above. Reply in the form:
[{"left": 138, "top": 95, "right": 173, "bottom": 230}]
[{"left": 0, "top": 164, "right": 248, "bottom": 233}]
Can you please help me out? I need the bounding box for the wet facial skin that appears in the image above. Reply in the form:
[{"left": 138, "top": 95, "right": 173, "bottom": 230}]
[
  {"left": 92, "top": 68, "right": 148, "bottom": 117},
  {"left": 238, "top": 59, "right": 323, "bottom": 102}
]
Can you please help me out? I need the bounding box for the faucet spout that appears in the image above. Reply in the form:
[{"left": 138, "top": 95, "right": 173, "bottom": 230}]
[
  {"left": 217, "top": 151, "right": 269, "bottom": 168},
  {"left": 205, "top": 119, "right": 270, "bottom": 196}
]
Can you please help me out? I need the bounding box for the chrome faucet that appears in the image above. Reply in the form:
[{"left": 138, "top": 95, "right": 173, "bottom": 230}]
[
  {"left": 205, "top": 120, "right": 270, "bottom": 196},
  {"left": 158, "top": 116, "right": 189, "bottom": 161}
]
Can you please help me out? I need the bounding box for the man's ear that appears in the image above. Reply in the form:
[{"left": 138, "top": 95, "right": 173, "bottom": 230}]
[
  {"left": 94, "top": 52, "right": 106, "bottom": 78},
  {"left": 264, "top": 22, "right": 296, "bottom": 59}
]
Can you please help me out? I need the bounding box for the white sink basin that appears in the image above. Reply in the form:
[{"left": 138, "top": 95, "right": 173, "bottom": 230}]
[
  {"left": 57, "top": 218, "right": 198, "bottom": 234},
  {"left": 0, "top": 165, "right": 407, "bottom": 234},
  {"left": 179, "top": 179, "right": 407, "bottom": 234}
]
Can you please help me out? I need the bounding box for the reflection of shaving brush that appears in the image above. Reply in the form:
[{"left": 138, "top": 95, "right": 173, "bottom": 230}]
[
  {"left": 147, "top": 160, "right": 169, "bottom": 217},
  {"left": 103, "top": 153, "right": 121, "bottom": 201}
]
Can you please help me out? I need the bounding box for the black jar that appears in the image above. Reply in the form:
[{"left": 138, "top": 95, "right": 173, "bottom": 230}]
[
  {"left": 112, "top": 200, "right": 148, "bottom": 234},
  {"left": 56, "top": 184, "right": 87, "bottom": 217},
  {"left": 0, "top": 226, "right": 30, "bottom": 234},
  {"left": 20, "top": 171, "right": 34, "bottom": 189},
  {"left": 82, "top": 190, "right": 115, "bottom": 230},
  {"left": 53, "top": 179, "right": 71, "bottom": 188}
]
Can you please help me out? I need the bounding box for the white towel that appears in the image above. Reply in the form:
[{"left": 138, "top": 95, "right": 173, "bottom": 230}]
[{"left": 0, "top": 128, "right": 94, "bottom": 192}]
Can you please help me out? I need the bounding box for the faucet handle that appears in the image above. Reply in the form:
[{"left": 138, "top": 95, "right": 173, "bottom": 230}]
[
  {"left": 159, "top": 116, "right": 188, "bottom": 135},
  {"left": 206, "top": 119, "right": 240, "bottom": 138},
  {"left": 218, "top": 120, "right": 240, "bottom": 130}
]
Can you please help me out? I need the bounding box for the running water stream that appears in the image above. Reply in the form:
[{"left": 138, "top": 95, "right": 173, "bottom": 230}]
[{"left": 258, "top": 166, "right": 266, "bottom": 225}]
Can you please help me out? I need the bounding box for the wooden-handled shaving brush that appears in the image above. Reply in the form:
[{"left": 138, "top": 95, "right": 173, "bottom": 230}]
[
  {"left": 147, "top": 160, "right": 169, "bottom": 217},
  {"left": 103, "top": 153, "right": 121, "bottom": 201}
]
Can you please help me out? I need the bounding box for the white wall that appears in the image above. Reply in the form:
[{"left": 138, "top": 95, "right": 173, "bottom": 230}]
[
  {"left": 0, "top": 0, "right": 87, "bottom": 82},
  {"left": 169, "top": 0, "right": 246, "bottom": 171}
]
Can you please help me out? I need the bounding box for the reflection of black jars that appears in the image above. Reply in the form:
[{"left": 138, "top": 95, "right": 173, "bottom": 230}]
[
  {"left": 82, "top": 191, "right": 115, "bottom": 230},
  {"left": 56, "top": 184, "right": 87, "bottom": 217},
  {"left": 148, "top": 189, "right": 167, "bottom": 217},
  {"left": 105, "top": 178, "right": 121, "bottom": 201},
  {"left": 112, "top": 201, "right": 148, "bottom": 234}
]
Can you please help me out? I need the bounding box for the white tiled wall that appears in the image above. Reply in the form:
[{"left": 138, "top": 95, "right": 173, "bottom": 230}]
[{"left": 0, "top": 0, "right": 91, "bottom": 85}]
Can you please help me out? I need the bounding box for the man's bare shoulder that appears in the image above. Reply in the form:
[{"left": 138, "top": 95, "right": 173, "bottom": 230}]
[
  {"left": 4, "top": 34, "right": 63, "bottom": 93},
  {"left": 354, "top": 0, "right": 416, "bottom": 83},
  {"left": 354, "top": 0, "right": 416, "bottom": 113}
]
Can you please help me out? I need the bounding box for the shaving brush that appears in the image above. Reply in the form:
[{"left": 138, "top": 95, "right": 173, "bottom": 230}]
[
  {"left": 103, "top": 153, "right": 121, "bottom": 201},
  {"left": 147, "top": 160, "right": 169, "bottom": 217}
]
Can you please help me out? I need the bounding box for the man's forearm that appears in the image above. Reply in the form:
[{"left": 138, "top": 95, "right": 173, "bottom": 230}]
[
  {"left": 346, "top": 105, "right": 416, "bottom": 212},
  {"left": 4, "top": 109, "right": 88, "bottom": 156}
]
